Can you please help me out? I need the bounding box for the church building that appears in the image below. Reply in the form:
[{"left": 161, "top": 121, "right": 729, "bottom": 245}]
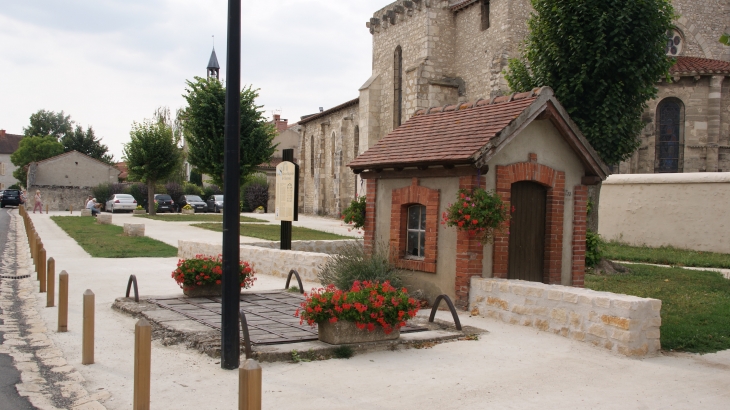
[{"left": 296, "top": 0, "right": 730, "bottom": 217}]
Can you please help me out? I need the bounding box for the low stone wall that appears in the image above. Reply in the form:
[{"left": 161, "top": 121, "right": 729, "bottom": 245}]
[
  {"left": 469, "top": 278, "right": 661, "bottom": 357},
  {"left": 247, "top": 240, "right": 361, "bottom": 255},
  {"left": 178, "top": 241, "right": 330, "bottom": 282},
  {"left": 598, "top": 172, "right": 730, "bottom": 253},
  {"left": 25, "top": 185, "right": 93, "bottom": 212}
]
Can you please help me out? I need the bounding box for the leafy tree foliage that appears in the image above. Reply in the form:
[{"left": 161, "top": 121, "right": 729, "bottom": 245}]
[
  {"left": 23, "top": 110, "right": 73, "bottom": 139},
  {"left": 505, "top": 0, "right": 674, "bottom": 165},
  {"left": 182, "top": 77, "right": 277, "bottom": 187},
  {"left": 10, "top": 136, "right": 64, "bottom": 187},
  {"left": 62, "top": 125, "right": 115, "bottom": 164},
  {"left": 123, "top": 114, "right": 181, "bottom": 215}
]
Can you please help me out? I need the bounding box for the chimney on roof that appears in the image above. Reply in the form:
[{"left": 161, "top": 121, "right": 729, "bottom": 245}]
[
  {"left": 0, "top": 129, "right": 5, "bottom": 137},
  {"left": 272, "top": 114, "right": 288, "bottom": 133},
  {"left": 319, "top": 107, "right": 324, "bottom": 112}
]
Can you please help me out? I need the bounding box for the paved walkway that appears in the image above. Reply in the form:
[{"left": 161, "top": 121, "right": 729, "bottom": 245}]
[{"left": 6, "top": 210, "right": 730, "bottom": 409}]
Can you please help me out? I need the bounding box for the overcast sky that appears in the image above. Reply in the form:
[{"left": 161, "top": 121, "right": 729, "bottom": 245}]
[{"left": 0, "top": 0, "right": 389, "bottom": 160}]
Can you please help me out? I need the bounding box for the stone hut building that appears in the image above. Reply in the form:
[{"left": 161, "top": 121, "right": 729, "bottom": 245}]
[
  {"left": 295, "top": 0, "right": 730, "bottom": 216},
  {"left": 349, "top": 87, "right": 608, "bottom": 307},
  {"left": 0, "top": 130, "right": 23, "bottom": 190},
  {"left": 25, "top": 151, "right": 120, "bottom": 211}
]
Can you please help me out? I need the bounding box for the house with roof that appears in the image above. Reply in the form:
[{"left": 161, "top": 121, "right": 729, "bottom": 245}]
[
  {"left": 349, "top": 87, "right": 608, "bottom": 308},
  {"left": 25, "top": 150, "right": 120, "bottom": 211},
  {"left": 0, "top": 129, "right": 23, "bottom": 190}
]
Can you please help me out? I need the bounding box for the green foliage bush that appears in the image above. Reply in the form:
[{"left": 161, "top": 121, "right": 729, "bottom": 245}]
[
  {"left": 241, "top": 173, "right": 268, "bottom": 212},
  {"left": 586, "top": 230, "right": 604, "bottom": 268},
  {"left": 183, "top": 182, "right": 203, "bottom": 197},
  {"left": 202, "top": 184, "right": 223, "bottom": 200},
  {"left": 317, "top": 242, "right": 403, "bottom": 291},
  {"left": 341, "top": 196, "right": 366, "bottom": 229},
  {"left": 164, "top": 182, "right": 183, "bottom": 202},
  {"left": 128, "top": 183, "right": 147, "bottom": 206},
  {"left": 245, "top": 184, "right": 268, "bottom": 213}
]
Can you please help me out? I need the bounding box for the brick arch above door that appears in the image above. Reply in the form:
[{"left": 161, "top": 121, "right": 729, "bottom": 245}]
[{"left": 493, "top": 154, "right": 565, "bottom": 284}]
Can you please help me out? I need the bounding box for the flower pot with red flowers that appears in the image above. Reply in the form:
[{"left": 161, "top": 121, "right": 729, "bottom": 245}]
[
  {"left": 172, "top": 254, "right": 256, "bottom": 297},
  {"left": 296, "top": 281, "right": 420, "bottom": 344},
  {"left": 441, "top": 187, "right": 509, "bottom": 244}
]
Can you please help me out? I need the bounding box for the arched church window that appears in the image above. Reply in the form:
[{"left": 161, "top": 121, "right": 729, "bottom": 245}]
[
  {"left": 393, "top": 46, "right": 403, "bottom": 128},
  {"left": 655, "top": 98, "right": 683, "bottom": 173},
  {"left": 665, "top": 29, "right": 683, "bottom": 56}
]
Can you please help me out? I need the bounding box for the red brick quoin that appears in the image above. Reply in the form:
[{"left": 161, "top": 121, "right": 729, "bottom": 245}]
[
  {"left": 390, "top": 178, "right": 439, "bottom": 273},
  {"left": 454, "top": 174, "right": 486, "bottom": 309},
  {"left": 493, "top": 154, "right": 566, "bottom": 285}
]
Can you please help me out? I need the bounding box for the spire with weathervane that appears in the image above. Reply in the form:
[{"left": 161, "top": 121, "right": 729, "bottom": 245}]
[{"left": 207, "top": 47, "right": 220, "bottom": 80}]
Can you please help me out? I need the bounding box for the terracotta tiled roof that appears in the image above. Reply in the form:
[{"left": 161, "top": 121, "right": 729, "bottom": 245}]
[
  {"left": 298, "top": 98, "right": 359, "bottom": 125},
  {"left": 0, "top": 133, "right": 23, "bottom": 154},
  {"left": 449, "top": 0, "right": 479, "bottom": 12},
  {"left": 348, "top": 87, "right": 609, "bottom": 179},
  {"left": 670, "top": 57, "right": 730, "bottom": 76}
]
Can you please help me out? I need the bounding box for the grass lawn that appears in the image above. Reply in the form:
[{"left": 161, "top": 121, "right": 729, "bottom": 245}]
[
  {"left": 604, "top": 241, "right": 730, "bottom": 269},
  {"left": 51, "top": 216, "right": 178, "bottom": 258},
  {"left": 134, "top": 214, "right": 266, "bottom": 223},
  {"left": 586, "top": 264, "right": 730, "bottom": 353},
  {"left": 191, "top": 223, "right": 350, "bottom": 241}
]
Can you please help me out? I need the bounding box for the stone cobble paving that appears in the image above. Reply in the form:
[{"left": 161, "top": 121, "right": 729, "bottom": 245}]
[{"left": 0, "top": 210, "right": 108, "bottom": 409}]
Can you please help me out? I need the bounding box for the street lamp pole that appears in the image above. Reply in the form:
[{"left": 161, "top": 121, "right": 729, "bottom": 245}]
[{"left": 221, "top": 0, "right": 242, "bottom": 370}]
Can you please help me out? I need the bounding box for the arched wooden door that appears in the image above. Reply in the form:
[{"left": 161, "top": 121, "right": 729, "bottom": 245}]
[{"left": 507, "top": 181, "right": 547, "bottom": 282}]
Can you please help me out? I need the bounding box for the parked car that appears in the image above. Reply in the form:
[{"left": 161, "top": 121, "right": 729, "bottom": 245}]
[
  {"left": 147, "top": 194, "right": 174, "bottom": 213},
  {"left": 176, "top": 195, "right": 207, "bottom": 213},
  {"left": 0, "top": 189, "right": 22, "bottom": 208},
  {"left": 105, "top": 194, "right": 137, "bottom": 213},
  {"left": 206, "top": 195, "right": 224, "bottom": 213}
]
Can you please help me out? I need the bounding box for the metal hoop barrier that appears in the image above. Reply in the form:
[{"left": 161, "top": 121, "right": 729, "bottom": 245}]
[
  {"left": 285, "top": 269, "right": 304, "bottom": 294},
  {"left": 238, "top": 309, "right": 253, "bottom": 359},
  {"left": 428, "top": 294, "right": 463, "bottom": 331},
  {"left": 125, "top": 275, "right": 139, "bottom": 303}
]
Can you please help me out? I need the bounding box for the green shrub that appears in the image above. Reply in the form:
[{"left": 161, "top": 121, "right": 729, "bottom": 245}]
[
  {"left": 8, "top": 184, "right": 20, "bottom": 190},
  {"left": 586, "top": 230, "right": 604, "bottom": 267},
  {"left": 128, "top": 183, "right": 147, "bottom": 207},
  {"left": 203, "top": 184, "right": 223, "bottom": 200},
  {"left": 245, "top": 184, "right": 269, "bottom": 212},
  {"left": 241, "top": 173, "right": 268, "bottom": 212},
  {"left": 317, "top": 241, "right": 403, "bottom": 291},
  {"left": 164, "top": 182, "right": 183, "bottom": 202},
  {"left": 341, "top": 196, "right": 366, "bottom": 229},
  {"left": 189, "top": 169, "right": 203, "bottom": 186},
  {"left": 183, "top": 182, "right": 203, "bottom": 197}
]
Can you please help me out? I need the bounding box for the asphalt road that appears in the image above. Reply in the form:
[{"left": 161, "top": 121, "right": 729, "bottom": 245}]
[{"left": 0, "top": 207, "right": 35, "bottom": 409}]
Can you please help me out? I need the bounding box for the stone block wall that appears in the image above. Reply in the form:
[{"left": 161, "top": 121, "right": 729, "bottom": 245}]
[
  {"left": 469, "top": 278, "right": 662, "bottom": 357},
  {"left": 246, "top": 240, "right": 362, "bottom": 255},
  {"left": 178, "top": 241, "right": 330, "bottom": 283},
  {"left": 25, "top": 185, "right": 92, "bottom": 212}
]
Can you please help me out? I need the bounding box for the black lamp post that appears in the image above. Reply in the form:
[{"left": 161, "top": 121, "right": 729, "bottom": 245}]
[{"left": 221, "top": 0, "right": 242, "bottom": 370}]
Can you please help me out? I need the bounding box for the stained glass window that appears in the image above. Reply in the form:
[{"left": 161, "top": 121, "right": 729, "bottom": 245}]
[
  {"left": 665, "top": 30, "right": 682, "bottom": 56},
  {"left": 656, "top": 99, "right": 682, "bottom": 173}
]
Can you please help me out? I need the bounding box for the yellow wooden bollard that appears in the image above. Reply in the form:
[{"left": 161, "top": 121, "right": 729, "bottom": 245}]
[
  {"left": 134, "top": 319, "right": 152, "bottom": 410},
  {"left": 39, "top": 248, "right": 47, "bottom": 292},
  {"left": 47, "top": 258, "right": 55, "bottom": 307},
  {"left": 239, "top": 359, "right": 262, "bottom": 410},
  {"left": 35, "top": 240, "right": 43, "bottom": 280},
  {"left": 45, "top": 204, "right": 48, "bottom": 214},
  {"left": 70, "top": 205, "right": 73, "bottom": 215},
  {"left": 82, "top": 289, "right": 95, "bottom": 365},
  {"left": 58, "top": 271, "right": 68, "bottom": 332}
]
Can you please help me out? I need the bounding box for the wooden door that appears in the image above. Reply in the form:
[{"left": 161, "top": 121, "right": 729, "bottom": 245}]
[{"left": 507, "top": 181, "right": 547, "bottom": 282}]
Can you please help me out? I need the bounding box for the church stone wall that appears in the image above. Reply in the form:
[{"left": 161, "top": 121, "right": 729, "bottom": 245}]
[
  {"left": 298, "top": 103, "right": 360, "bottom": 217},
  {"left": 673, "top": 0, "right": 730, "bottom": 60}
]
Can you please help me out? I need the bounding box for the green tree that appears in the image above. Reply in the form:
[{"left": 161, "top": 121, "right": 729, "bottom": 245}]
[
  {"left": 123, "top": 112, "right": 180, "bottom": 215},
  {"left": 23, "top": 110, "right": 73, "bottom": 140},
  {"left": 62, "top": 125, "right": 115, "bottom": 165},
  {"left": 181, "top": 77, "right": 277, "bottom": 187},
  {"left": 505, "top": 0, "right": 675, "bottom": 165},
  {"left": 10, "top": 136, "right": 64, "bottom": 187}
]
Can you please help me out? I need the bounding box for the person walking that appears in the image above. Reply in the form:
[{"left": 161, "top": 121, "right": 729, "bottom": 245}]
[{"left": 33, "top": 190, "right": 42, "bottom": 213}]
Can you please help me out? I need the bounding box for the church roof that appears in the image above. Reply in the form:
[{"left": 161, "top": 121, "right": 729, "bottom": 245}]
[
  {"left": 449, "top": 0, "right": 479, "bottom": 12},
  {"left": 207, "top": 48, "right": 220, "bottom": 70},
  {"left": 298, "top": 98, "right": 359, "bottom": 125},
  {"left": 0, "top": 132, "right": 22, "bottom": 154},
  {"left": 348, "top": 87, "right": 608, "bottom": 179},
  {"left": 670, "top": 56, "right": 730, "bottom": 76}
]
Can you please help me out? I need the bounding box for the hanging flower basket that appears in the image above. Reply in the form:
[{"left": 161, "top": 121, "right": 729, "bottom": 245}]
[{"left": 441, "top": 187, "right": 509, "bottom": 244}]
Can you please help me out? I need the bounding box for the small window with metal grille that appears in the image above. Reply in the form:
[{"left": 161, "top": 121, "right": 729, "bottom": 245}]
[
  {"left": 481, "top": 0, "right": 490, "bottom": 31},
  {"left": 406, "top": 204, "right": 427, "bottom": 259}
]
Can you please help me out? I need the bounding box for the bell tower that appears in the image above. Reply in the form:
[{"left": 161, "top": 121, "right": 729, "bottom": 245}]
[{"left": 207, "top": 47, "right": 220, "bottom": 80}]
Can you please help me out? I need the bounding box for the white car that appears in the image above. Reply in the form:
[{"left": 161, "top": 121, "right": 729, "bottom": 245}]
[{"left": 106, "top": 194, "right": 137, "bottom": 213}]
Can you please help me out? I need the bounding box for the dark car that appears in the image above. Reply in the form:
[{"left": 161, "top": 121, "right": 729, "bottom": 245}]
[
  {"left": 0, "top": 189, "right": 22, "bottom": 207},
  {"left": 177, "top": 195, "right": 207, "bottom": 213},
  {"left": 206, "top": 195, "right": 224, "bottom": 213},
  {"left": 148, "top": 194, "right": 174, "bottom": 213}
]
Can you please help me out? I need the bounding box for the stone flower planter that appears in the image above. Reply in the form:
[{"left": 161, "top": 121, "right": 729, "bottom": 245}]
[
  {"left": 318, "top": 320, "right": 400, "bottom": 345},
  {"left": 183, "top": 284, "right": 222, "bottom": 298},
  {"left": 253, "top": 208, "right": 265, "bottom": 214},
  {"left": 182, "top": 209, "right": 195, "bottom": 215},
  {"left": 133, "top": 209, "right": 146, "bottom": 215}
]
